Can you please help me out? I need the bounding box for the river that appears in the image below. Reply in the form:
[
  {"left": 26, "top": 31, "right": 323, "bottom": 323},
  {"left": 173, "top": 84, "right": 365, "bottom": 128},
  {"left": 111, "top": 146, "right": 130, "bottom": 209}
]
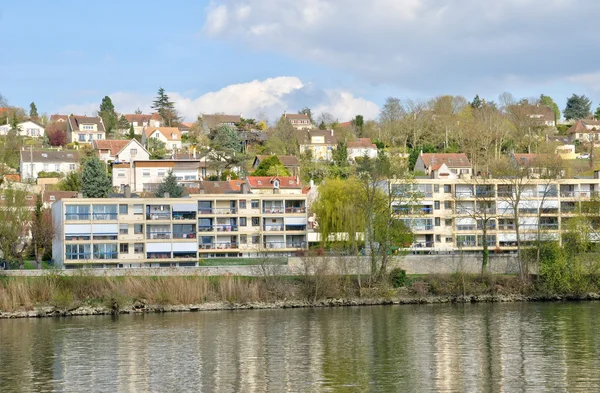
[{"left": 1, "top": 302, "right": 600, "bottom": 392}]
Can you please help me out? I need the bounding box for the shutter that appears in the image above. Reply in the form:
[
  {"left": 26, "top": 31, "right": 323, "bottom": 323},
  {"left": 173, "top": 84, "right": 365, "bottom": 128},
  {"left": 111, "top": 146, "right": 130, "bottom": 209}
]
[
  {"left": 285, "top": 217, "right": 307, "bottom": 225},
  {"left": 146, "top": 243, "right": 172, "bottom": 252},
  {"left": 91, "top": 224, "right": 119, "bottom": 234},
  {"left": 498, "top": 233, "right": 517, "bottom": 241},
  {"left": 65, "top": 224, "right": 91, "bottom": 234},
  {"left": 172, "top": 203, "right": 196, "bottom": 212},
  {"left": 173, "top": 243, "right": 197, "bottom": 252}
]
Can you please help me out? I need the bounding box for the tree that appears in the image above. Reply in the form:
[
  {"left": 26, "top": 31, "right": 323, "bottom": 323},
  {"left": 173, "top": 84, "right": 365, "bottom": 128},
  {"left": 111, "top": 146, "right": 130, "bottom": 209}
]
[
  {"left": 81, "top": 156, "right": 112, "bottom": 198},
  {"left": 117, "top": 114, "right": 130, "bottom": 132},
  {"left": 147, "top": 138, "right": 167, "bottom": 159},
  {"left": 29, "top": 102, "right": 38, "bottom": 118},
  {"left": 45, "top": 122, "right": 67, "bottom": 146},
  {"left": 298, "top": 107, "right": 314, "bottom": 124},
  {"left": 266, "top": 116, "right": 298, "bottom": 155},
  {"left": 98, "top": 96, "right": 117, "bottom": 137},
  {"left": 252, "top": 155, "right": 291, "bottom": 176},
  {"left": 319, "top": 121, "right": 326, "bottom": 130},
  {"left": 154, "top": 170, "right": 184, "bottom": 198},
  {"left": 470, "top": 94, "right": 484, "bottom": 109},
  {"left": 316, "top": 112, "right": 335, "bottom": 129},
  {"left": 58, "top": 171, "right": 82, "bottom": 191},
  {"left": 593, "top": 106, "right": 600, "bottom": 121},
  {"left": 352, "top": 115, "right": 364, "bottom": 136},
  {"left": 540, "top": 94, "right": 560, "bottom": 122},
  {"left": 128, "top": 124, "right": 135, "bottom": 139},
  {"left": 564, "top": 94, "right": 592, "bottom": 121},
  {"left": 31, "top": 194, "right": 54, "bottom": 268},
  {"left": 135, "top": 107, "right": 143, "bottom": 115},
  {"left": 152, "top": 87, "right": 179, "bottom": 126},
  {"left": 379, "top": 97, "right": 404, "bottom": 148},
  {"left": 0, "top": 187, "right": 32, "bottom": 269},
  {"left": 209, "top": 124, "right": 246, "bottom": 171}
]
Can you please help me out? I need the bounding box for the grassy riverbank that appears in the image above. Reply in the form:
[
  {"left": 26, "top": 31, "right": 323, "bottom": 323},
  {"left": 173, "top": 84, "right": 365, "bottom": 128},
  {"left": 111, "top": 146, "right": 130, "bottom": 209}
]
[{"left": 2, "top": 270, "right": 600, "bottom": 316}]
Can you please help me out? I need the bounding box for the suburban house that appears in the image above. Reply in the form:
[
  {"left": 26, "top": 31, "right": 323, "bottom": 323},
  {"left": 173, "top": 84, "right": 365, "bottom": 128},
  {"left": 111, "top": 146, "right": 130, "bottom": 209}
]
[
  {"left": 298, "top": 129, "right": 337, "bottom": 161},
  {"left": 511, "top": 153, "right": 563, "bottom": 178},
  {"left": 246, "top": 176, "right": 303, "bottom": 194},
  {"left": 567, "top": 120, "right": 600, "bottom": 142},
  {"left": 200, "top": 114, "right": 241, "bottom": 132},
  {"left": 19, "top": 150, "right": 79, "bottom": 181},
  {"left": 414, "top": 153, "right": 472, "bottom": 179},
  {"left": 50, "top": 114, "right": 69, "bottom": 123},
  {"left": 67, "top": 115, "right": 106, "bottom": 144},
  {"left": 252, "top": 155, "right": 301, "bottom": 176},
  {"left": 92, "top": 139, "right": 150, "bottom": 163},
  {"left": 178, "top": 122, "right": 192, "bottom": 135},
  {"left": 0, "top": 120, "right": 45, "bottom": 137},
  {"left": 124, "top": 113, "right": 163, "bottom": 135},
  {"left": 284, "top": 113, "right": 313, "bottom": 130},
  {"left": 347, "top": 138, "right": 378, "bottom": 161},
  {"left": 523, "top": 104, "right": 556, "bottom": 127},
  {"left": 142, "top": 127, "right": 182, "bottom": 151}
]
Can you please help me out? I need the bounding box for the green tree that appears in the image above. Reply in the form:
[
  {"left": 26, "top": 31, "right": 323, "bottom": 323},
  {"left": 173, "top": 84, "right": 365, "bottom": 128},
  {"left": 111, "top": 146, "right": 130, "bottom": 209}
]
[
  {"left": 98, "top": 96, "right": 117, "bottom": 137},
  {"left": 29, "top": 102, "right": 39, "bottom": 118},
  {"left": 31, "top": 194, "right": 54, "bottom": 268},
  {"left": 210, "top": 124, "right": 242, "bottom": 153},
  {"left": 539, "top": 94, "right": 560, "bottom": 122},
  {"left": 332, "top": 140, "right": 348, "bottom": 167},
  {"left": 298, "top": 107, "right": 313, "bottom": 124},
  {"left": 352, "top": 115, "right": 364, "bottom": 136},
  {"left": 152, "top": 87, "right": 179, "bottom": 126},
  {"left": 135, "top": 107, "right": 143, "bottom": 115},
  {"left": 0, "top": 187, "right": 32, "bottom": 269},
  {"left": 319, "top": 121, "right": 326, "bottom": 130},
  {"left": 58, "top": 171, "right": 82, "bottom": 191},
  {"left": 266, "top": 116, "right": 298, "bottom": 155},
  {"left": 564, "top": 94, "right": 592, "bottom": 120},
  {"left": 117, "top": 114, "right": 130, "bottom": 132},
  {"left": 154, "top": 170, "right": 184, "bottom": 198},
  {"left": 128, "top": 124, "right": 135, "bottom": 139},
  {"left": 470, "top": 94, "right": 484, "bottom": 109},
  {"left": 594, "top": 106, "right": 600, "bottom": 121},
  {"left": 81, "top": 156, "right": 112, "bottom": 198},
  {"left": 147, "top": 138, "right": 167, "bottom": 159},
  {"left": 252, "top": 155, "right": 291, "bottom": 176}
]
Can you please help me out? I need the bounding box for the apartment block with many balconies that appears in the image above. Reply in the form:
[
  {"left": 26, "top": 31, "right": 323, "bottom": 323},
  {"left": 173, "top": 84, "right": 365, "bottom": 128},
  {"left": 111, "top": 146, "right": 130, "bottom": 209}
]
[{"left": 51, "top": 191, "right": 308, "bottom": 268}]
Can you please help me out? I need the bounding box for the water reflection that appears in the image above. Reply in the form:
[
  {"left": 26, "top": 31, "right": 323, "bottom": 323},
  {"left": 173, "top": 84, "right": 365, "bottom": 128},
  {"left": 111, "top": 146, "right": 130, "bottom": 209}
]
[{"left": 1, "top": 303, "right": 600, "bottom": 392}]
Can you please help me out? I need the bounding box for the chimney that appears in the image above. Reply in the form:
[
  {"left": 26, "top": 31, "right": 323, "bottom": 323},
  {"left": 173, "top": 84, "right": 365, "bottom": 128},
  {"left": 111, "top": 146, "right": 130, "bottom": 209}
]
[
  {"left": 124, "top": 184, "right": 131, "bottom": 198},
  {"left": 164, "top": 192, "right": 170, "bottom": 198},
  {"left": 241, "top": 182, "right": 248, "bottom": 194}
]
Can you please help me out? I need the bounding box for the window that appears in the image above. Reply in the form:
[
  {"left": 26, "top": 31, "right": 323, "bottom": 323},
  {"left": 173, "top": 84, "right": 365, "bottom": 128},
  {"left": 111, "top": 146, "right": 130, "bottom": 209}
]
[
  {"left": 239, "top": 200, "right": 247, "bottom": 209},
  {"left": 97, "top": 134, "right": 103, "bottom": 140},
  {"left": 142, "top": 169, "right": 150, "bottom": 177},
  {"left": 133, "top": 204, "right": 144, "bottom": 215},
  {"left": 130, "top": 149, "right": 137, "bottom": 156},
  {"left": 445, "top": 219, "right": 453, "bottom": 227},
  {"left": 252, "top": 235, "right": 260, "bottom": 244},
  {"left": 69, "top": 164, "right": 76, "bottom": 170},
  {"left": 120, "top": 243, "right": 129, "bottom": 253},
  {"left": 43, "top": 164, "right": 48, "bottom": 171},
  {"left": 78, "top": 134, "right": 86, "bottom": 142},
  {"left": 251, "top": 200, "right": 259, "bottom": 209},
  {"left": 134, "top": 224, "right": 144, "bottom": 234},
  {"left": 117, "top": 171, "right": 125, "bottom": 178},
  {"left": 460, "top": 169, "right": 469, "bottom": 174},
  {"left": 134, "top": 243, "right": 144, "bottom": 254},
  {"left": 434, "top": 201, "right": 440, "bottom": 210},
  {"left": 240, "top": 234, "right": 247, "bottom": 244},
  {"left": 49, "top": 195, "right": 56, "bottom": 201},
  {"left": 240, "top": 217, "right": 247, "bottom": 226},
  {"left": 157, "top": 169, "right": 165, "bottom": 177},
  {"left": 445, "top": 237, "right": 453, "bottom": 243},
  {"left": 434, "top": 184, "right": 439, "bottom": 193},
  {"left": 184, "top": 175, "right": 196, "bottom": 180},
  {"left": 55, "top": 164, "right": 60, "bottom": 171},
  {"left": 444, "top": 185, "right": 452, "bottom": 193},
  {"left": 435, "top": 234, "right": 441, "bottom": 242},
  {"left": 82, "top": 125, "right": 94, "bottom": 130},
  {"left": 119, "top": 224, "right": 128, "bottom": 235},
  {"left": 444, "top": 201, "right": 452, "bottom": 210},
  {"left": 252, "top": 217, "right": 260, "bottom": 227},
  {"left": 435, "top": 217, "right": 440, "bottom": 226},
  {"left": 119, "top": 204, "right": 128, "bottom": 214}
]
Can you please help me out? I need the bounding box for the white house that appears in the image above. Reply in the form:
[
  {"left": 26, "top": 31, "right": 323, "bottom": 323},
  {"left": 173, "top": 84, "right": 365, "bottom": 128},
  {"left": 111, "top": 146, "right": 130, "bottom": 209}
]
[
  {"left": 414, "top": 153, "right": 472, "bottom": 179},
  {"left": 124, "top": 113, "right": 163, "bottom": 135},
  {"left": 142, "top": 127, "right": 182, "bottom": 151},
  {"left": 67, "top": 115, "right": 106, "bottom": 143},
  {"left": 347, "top": 138, "right": 378, "bottom": 161},
  {"left": 19, "top": 150, "right": 79, "bottom": 181},
  {"left": 92, "top": 139, "right": 150, "bottom": 163},
  {"left": 0, "top": 120, "right": 45, "bottom": 137}
]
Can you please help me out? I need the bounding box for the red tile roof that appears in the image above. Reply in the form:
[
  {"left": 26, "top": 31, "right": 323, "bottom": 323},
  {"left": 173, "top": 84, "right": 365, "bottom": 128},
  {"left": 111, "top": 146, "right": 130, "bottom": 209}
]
[
  {"left": 567, "top": 119, "right": 591, "bottom": 134},
  {"left": 92, "top": 139, "right": 130, "bottom": 156},
  {"left": 338, "top": 121, "right": 352, "bottom": 128},
  {"left": 124, "top": 113, "right": 161, "bottom": 123},
  {"left": 246, "top": 176, "right": 301, "bottom": 189},
  {"left": 144, "top": 127, "right": 181, "bottom": 141},
  {"left": 285, "top": 113, "right": 311, "bottom": 121},
  {"left": 420, "top": 153, "right": 471, "bottom": 168},
  {"left": 348, "top": 138, "right": 376, "bottom": 149},
  {"left": 50, "top": 114, "right": 69, "bottom": 122}
]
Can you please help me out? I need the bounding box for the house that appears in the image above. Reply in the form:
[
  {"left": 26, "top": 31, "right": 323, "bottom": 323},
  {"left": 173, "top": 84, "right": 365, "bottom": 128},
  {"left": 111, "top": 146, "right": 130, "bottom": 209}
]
[
  {"left": 0, "top": 120, "right": 45, "bottom": 137},
  {"left": 555, "top": 144, "right": 576, "bottom": 160},
  {"left": 200, "top": 114, "right": 241, "bottom": 132},
  {"left": 246, "top": 176, "right": 303, "bottom": 194},
  {"left": 511, "top": 153, "right": 563, "bottom": 178},
  {"left": 124, "top": 113, "right": 163, "bottom": 135},
  {"left": 414, "top": 153, "right": 472, "bottom": 179},
  {"left": 284, "top": 113, "right": 313, "bottom": 130},
  {"left": 92, "top": 139, "right": 150, "bottom": 163},
  {"left": 178, "top": 122, "right": 193, "bottom": 135},
  {"left": 67, "top": 115, "right": 106, "bottom": 144},
  {"left": 42, "top": 190, "right": 78, "bottom": 208},
  {"left": 142, "top": 127, "right": 182, "bottom": 151},
  {"left": 252, "top": 155, "right": 301, "bottom": 176},
  {"left": 567, "top": 120, "right": 600, "bottom": 142},
  {"left": 19, "top": 150, "right": 79, "bottom": 181},
  {"left": 50, "top": 114, "right": 69, "bottom": 123},
  {"left": 347, "top": 138, "right": 378, "bottom": 161},
  {"left": 297, "top": 129, "right": 337, "bottom": 161},
  {"left": 522, "top": 104, "right": 556, "bottom": 127}
]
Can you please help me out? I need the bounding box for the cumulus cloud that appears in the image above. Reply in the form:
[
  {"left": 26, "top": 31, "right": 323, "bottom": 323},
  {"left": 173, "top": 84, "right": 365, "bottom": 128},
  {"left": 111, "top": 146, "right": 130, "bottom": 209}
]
[
  {"left": 202, "top": 0, "right": 600, "bottom": 93},
  {"left": 60, "top": 77, "right": 379, "bottom": 123}
]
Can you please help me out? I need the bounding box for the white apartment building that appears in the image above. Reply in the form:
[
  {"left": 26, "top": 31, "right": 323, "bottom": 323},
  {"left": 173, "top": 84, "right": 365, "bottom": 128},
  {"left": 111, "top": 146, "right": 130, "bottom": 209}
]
[
  {"left": 392, "top": 176, "right": 600, "bottom": 253},
  {"left": 51, "top": 191, "right": 308, "bottom": 268}
]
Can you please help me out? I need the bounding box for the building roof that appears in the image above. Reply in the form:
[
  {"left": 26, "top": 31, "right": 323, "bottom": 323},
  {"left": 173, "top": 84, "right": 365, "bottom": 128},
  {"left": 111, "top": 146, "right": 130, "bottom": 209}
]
[
  {"left": 348, "top": 138, "right": 376, "bottom": 149},
  {"left": 68, "top": 115, "right": 106, "bottom": 132},
  {"left": 92, "top": 139, "right": 130, "bottom": 156},
  {"left": 43, "top": 191, "right": 78, "bottom": 204},
  {"left": 144, "top": 127, "right": 181, "bottom": 141},
  {"left": 284, "top": 113, "right": 311, "bottom": 121},
  {"left": 201, "top": 114, "right": 241, "bottom": 129},
  {"left": 19, "top": 149, "right": 79, "bottom": 163},
  {"left": 200, "top": 180, "right": 243, "bottom": 194},
  {"left": 521, "top": 104, "right": 556, "bottom": 122},
  {"left": 567, "top": 120, "right": 590, "bottom": 134},
  {"left": 297, "top": 129, "right": 337, "bottom": 145},
  {"left": 246, "top": 176, "right": 302, "bottom": 189},
  {"left": 50, "top": 114, "right": 69, "bottom": 122},
  {"left": 512, "top": 153, "right": 559, "bottom": 167},
  {"left": 420, "top": 153, "right": 471, "bottom": 168},
  {"left": 124, "top": 113, "right": 161, "bottom": 124},
  {"left": 338, "top": 121, "right": 352, "bottom": 128},
  {"left": 255, "top": 155, "right": 300, "bottom": 167}
]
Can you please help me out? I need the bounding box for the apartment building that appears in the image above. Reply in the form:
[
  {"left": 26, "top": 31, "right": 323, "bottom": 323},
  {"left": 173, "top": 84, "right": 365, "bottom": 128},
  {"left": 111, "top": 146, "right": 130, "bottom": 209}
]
[
  {"left": 392, "top": 176, "right": 600, "bottom": 253},
  {"left": 51, "top": 189, "right": 308, "bottom": 268}
]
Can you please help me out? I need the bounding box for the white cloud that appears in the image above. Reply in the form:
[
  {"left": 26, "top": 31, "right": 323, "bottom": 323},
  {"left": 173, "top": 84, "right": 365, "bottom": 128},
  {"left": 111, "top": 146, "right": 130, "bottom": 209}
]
[
  {"left": 202, "top": 0, "right": 600, "bottom": 93},
  {"left": 313, "top": 90, "right": 380, "bottom": 122},
  {"left": 58, "top": 92, "right": 152, "bottom": 116}
]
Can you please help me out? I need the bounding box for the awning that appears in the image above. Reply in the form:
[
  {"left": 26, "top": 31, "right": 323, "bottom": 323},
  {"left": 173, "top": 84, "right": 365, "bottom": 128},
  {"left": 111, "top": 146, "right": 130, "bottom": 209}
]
[
  {"left": 517, "top": 200, "right": 538, "bottom": 209},
  {"left": 146, "top": 243, "right": 172, "bottom": 252},
  {"left": 540, "top": 200, "right": 559, "bottom": 208},
  {"left": 173, "top": 243, "right": 197, "bottom": 252},
  {"left": 455, "top": 218, "right": 476, "bottom": 225},
  {"left": 498, "top": 233, "right": 517, "bottom": 242},
  {"left": 285, "top": 217, "right": 307, "bottom": 225},
  {"left": 172, "top": 203, "right": 196, "bottom": 212},
  {"left": 65, "top": 224, "right": 91, "bottom": 234},
  {"left": 91, "top": 224, "right": 119, "bottom": 234}
]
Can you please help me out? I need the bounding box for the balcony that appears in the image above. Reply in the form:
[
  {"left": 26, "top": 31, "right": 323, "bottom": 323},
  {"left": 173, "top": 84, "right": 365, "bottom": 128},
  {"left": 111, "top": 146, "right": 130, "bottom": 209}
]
[
  {"left": 286, "top": 242, "right": 307, "bottom": 248},
  {"left": 147, "top": 252, "right": 172, "bottom": 259},
  {"left": 199, "top": 208, "right": 236, "bottom": 214},
  {"left": 413, "top": 224, "right": 434, "bottom": 231},
  {"left": 285, "top": 225, "right": 307, "bottom": 231},
  {"left": 173, "top": 252, "right": 197, "bottom": 259},
  {"left": 172, "top": 212, "right": 197, "bottom": 220},
  {"left": 498, "top": 224, "right": 516, "bottom": 230},
  {"left": 285, "top": 207, "right": 306, "bottom": 213},
  {"left": 263, "top": 207, "right": 285, "bottom": 214},
  {"left": 199, "top": 243, "right": 238, "bottom": 250},
  {"left": 173, "top": 232, "right": 196, "bottom": 239},
  {"left": 147, "top": 232, "right": 171, "bottom": 240},
  {"left": 66, "top": 253, "right": 91, "bottom": 260},
  {"left": 65, "top": 213, "right": 91, "bottom": 220},
  {"left": 92, "top": 213, "right": 118, "bottom": 220},
  {"left": 264, "top": 225, "right": 284, "bottom": 231},
  {"left": 198, "top": 226, "right": 214, "bottom": 232},
  {"left": 560, "top": 190, "right": 577, "bottom": 198},
  {"left": 264, "top": 241, "right": 287, "bottom": 249},
  {"left": 214, "top": 225, "right": 238, "bottom": 232},
  {"left": 410, "top": 241, "right": 434, "bottom": 248},
  {"left": 456, "top": 225, "right": 477, "bottom": 231},
  {"left": 92, "top": 252, "right": 118, "bottom": 260},
  {"left": 147, "top": 212, "right": 171, "bottom": 220}
]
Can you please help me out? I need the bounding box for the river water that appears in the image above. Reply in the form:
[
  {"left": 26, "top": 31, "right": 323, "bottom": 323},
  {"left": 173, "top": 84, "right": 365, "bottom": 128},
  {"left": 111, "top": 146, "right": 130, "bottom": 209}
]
[{"left": 1, "top": 302, "right": 600, "bottom": 392}]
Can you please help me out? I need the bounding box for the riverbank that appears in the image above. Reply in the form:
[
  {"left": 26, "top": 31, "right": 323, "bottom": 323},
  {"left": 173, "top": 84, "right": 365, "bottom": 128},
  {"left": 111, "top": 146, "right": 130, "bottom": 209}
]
[{"left": 2, "top": 272, "right": 600, "bottom": 318}]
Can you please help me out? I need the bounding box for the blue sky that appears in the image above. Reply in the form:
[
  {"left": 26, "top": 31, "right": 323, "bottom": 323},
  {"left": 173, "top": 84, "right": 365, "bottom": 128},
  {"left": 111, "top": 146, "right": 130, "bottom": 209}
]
[{"left": 2, "top": 1, "right": 600, "bottom": 122}]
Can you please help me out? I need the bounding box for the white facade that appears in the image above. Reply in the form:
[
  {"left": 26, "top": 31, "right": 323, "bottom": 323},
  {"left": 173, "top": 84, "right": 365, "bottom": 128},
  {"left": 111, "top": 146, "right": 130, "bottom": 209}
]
[
  {"left": 20, "top": 158, "right": 79, "bottom": 181},
  {"left": 143, "top": 128, "right": 182, "bottom": 151},
  {"left": 0, "top": 121, "right": 45, "bottom": 137},
  {"left": 348, "top": 146, "right": 377, "bottom": 160}
]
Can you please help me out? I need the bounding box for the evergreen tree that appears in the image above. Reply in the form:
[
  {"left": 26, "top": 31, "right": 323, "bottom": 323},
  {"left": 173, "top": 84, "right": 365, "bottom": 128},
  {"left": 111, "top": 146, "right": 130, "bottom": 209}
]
[
  {"left": 319, "top": 121, "right": 326, "bottom": 130},
  {"left": 135, "top": 107, "right": 143, "bottom": 115},
  {"left": 128, "top": 124, "right": 135, "bottom": 139},
  {"left": 29, "top": 102, "right": 39, "bottom": 118},
  {"left": 298, "top": 107, "right": 314, "bottom": 124},
  {"left": 564, "top": 94, "right": 592, "bottom": 120},
  {"left": 81, "top": 156, "right": 112, "bottom": 198},
  {"left": 595, "top": 106, "right": 600, "bottom": 121},
  {"left": 117, "top": 114, "right": 130, "bottom": 131},
  {"left": 470, "top": 94, "right": 483, "bottom": 109},
  {"left": 154, "top": 170, "right": 184, "bottom": 198},
  {"left": 58, "top": 171, "right": 82, "bottom": 191},
  {"left": 152, "top": 87, "right": 178, "bottom": 126},
  {"left": 98, "top": 96, "right": 117, "bottom": 137}
]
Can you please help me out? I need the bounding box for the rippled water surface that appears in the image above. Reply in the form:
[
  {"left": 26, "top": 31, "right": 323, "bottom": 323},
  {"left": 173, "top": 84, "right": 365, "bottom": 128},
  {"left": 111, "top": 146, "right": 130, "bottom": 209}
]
[{"left": 2, "top": 302, "right": 600, "bottom": 392}]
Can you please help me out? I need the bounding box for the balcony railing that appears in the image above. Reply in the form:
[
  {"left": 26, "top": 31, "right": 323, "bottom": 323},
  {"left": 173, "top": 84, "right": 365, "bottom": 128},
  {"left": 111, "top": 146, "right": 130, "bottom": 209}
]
[
  {"left": 199, "top": 208, "right": 237, "bottom": 214},
  {"left": 198, "top": 226, "right": 214, "bottom": 232},
  {"left": 410, "top": 241, "right": 434, "bottom": 248},
  {"left": 264, "top": 241, "right": 287, "bottom": 249},
  {"left": 92, "top": 213, "right": 118, "bottom": 220},
  {"left": 498, "top": 224, "right": 515, "bottom": 230},
  {"left": 456, "top": 225, "right": 477, "bottom": 231},
  {"left": 285, "top": 225, "right": 307, "bottom": 231},
  {"left": 66, "top": 252, "right": 91, "bottom": 260},
  {"left": 215, "top": 225, "right": 238, "bottom": 232},
  {"left": 413, "top": 225, "right": 434, "bottom": 231},
  {"left": 147, "top": 212, "right": 171, "bottom": 220},
  {"left": 286, "top": 242, "right": 307, "bottom": 248},
  {"left": 264, "top": 225, "right": 284, "bottom": 231},
  {"left": 147, "top": 252, "right": 172, "bottom": 259},
  {"left": 540, "top": 223, "right": 559, "bottom": 230},
  {"left": 285, "top": 207, "right": 306, "bottom": 213},
  {"left": 199, "top": 243, "right": 238, "bottom": 250},
  {"left": 173, "top": 232, "right": 196, "bottom": 239},
  {"left": 92, "top": 252, "right": 118, "bottom": 260},
  {"left": 172, "top": 212, "right": 197, "bottom": 220},
  {"left": 147, "top": 232, "right": 171, "bottom": 240},
  {"left": 65, "top": 213, "right": 91, "bottom": 220},
  {"left": 457, "top": 241, "right": 477, "bottom": 247},
  {"left": 263, "top": 207, "right": 285, "bottom": 214},
  {"left": 173, "top": 252, "right": 197, "bottom": 259}
]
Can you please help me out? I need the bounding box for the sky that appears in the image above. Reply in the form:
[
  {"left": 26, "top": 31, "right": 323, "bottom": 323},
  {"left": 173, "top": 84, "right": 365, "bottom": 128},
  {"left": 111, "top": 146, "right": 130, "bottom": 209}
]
[{"left": 2, "top": 0, "right": 600, "bottom": 123}]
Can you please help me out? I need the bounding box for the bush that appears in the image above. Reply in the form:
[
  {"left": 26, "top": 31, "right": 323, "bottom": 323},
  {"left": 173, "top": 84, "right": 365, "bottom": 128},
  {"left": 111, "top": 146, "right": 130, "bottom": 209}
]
[
  {"left": 389, "top": 268, "right": 406, "bottom": 288},
  {"left": 37, "top": 171, "right": 63, "bottom": 179}
]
